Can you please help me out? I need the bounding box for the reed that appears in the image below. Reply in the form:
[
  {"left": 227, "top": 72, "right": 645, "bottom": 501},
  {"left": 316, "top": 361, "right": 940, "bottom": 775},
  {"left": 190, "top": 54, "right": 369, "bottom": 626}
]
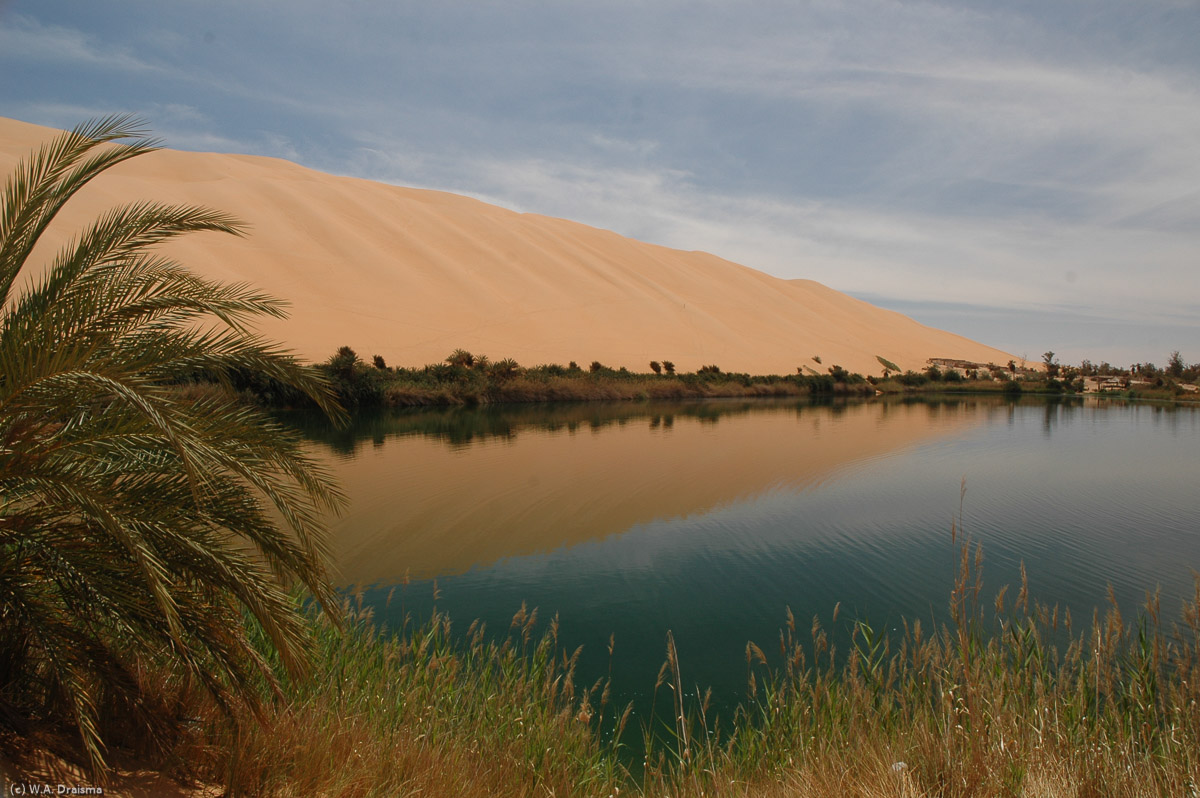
[
  {"left": 191, "top": 593, "right": 631, "bottom": 796},
  {"left": 86, "top": 538, "right": 1200, "bottom": 796},
  {"left": 639, "top": 539, "right": 1200, "bottom": 797}
]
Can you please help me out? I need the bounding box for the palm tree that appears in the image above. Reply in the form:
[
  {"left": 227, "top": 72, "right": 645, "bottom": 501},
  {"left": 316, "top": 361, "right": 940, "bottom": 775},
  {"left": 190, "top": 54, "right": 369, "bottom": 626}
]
[
  {"left": 445, "top": 348, "right": 475, "bottom": 368},
  {"left": 0, "top": 117, "right": 346, "bottom": 774}
]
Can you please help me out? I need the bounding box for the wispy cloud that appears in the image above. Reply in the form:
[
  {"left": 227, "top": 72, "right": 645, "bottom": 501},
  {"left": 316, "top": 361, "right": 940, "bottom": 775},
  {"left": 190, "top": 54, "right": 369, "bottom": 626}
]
[
  {"left": 334, "top": 138, "right": 1199, "bottom": 325},
  {"left": 3, "top": 0, "right": 1197, "bottom": 361},
  {"left": 0, "top": 13, "right": 159, "bottom": 72}
]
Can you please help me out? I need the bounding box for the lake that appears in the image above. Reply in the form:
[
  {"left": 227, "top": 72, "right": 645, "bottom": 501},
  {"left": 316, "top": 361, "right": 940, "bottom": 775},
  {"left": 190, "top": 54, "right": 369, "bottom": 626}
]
[{"left": 286, "top": 395, "right": 1200, "bottom": 725}]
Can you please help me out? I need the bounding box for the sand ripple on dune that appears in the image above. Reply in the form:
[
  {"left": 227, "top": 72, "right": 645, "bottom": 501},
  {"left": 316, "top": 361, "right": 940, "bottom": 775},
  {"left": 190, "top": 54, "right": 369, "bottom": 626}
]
[{"left": 1, "top": 116, "right": 1016, "bottom": 375}]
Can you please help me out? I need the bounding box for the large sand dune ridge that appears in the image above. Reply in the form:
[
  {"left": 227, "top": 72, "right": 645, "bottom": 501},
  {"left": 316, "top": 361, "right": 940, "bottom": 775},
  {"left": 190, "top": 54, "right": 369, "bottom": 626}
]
[{"left": 1, "top": 117, "right": 1017, "bottom": 375}]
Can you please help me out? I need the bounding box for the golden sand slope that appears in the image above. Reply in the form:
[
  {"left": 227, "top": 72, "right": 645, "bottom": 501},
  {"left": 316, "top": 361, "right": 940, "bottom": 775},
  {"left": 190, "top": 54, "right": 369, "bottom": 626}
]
[{"left": 1, "top": 117, "right": 1016, "bottom": 375}]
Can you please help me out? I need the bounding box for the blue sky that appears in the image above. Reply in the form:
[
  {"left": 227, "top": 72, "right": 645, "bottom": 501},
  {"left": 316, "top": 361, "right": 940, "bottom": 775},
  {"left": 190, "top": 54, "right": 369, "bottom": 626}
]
[{"left": 2, "top": 1, "right": 1197, "bottom": 366}]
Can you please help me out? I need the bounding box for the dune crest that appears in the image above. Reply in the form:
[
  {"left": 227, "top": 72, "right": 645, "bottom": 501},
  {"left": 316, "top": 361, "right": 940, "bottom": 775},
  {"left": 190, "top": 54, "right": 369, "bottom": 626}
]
[{"left": 0, "top": 116, "right": 1016, "bottom": 375}]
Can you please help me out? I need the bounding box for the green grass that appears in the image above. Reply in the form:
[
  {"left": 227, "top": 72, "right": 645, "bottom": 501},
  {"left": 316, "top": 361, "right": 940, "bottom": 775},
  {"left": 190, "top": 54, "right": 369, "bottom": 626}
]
[
  {"left": 188, "top": 595, "right": 630, "bottom": 796},
  {"left": 150, "top": 537, "right": 1200, "bottom": 797}
]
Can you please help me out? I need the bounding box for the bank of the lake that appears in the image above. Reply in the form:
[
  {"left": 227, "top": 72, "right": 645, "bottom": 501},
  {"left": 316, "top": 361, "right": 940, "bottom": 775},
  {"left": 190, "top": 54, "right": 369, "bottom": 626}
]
[
  {"left": 212, "top": 346, "right": 1200, "bottom": 411},
  {"left": 216, "top": 347, "right": 876, "bottom": 409},
  {"left": 189, "top": 551, "right": 1200, "bottom": 797}
]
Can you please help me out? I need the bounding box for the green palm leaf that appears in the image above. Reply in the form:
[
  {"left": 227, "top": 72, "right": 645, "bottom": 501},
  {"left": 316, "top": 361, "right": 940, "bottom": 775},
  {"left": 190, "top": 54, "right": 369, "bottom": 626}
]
[{"left": 0, "top": 118, "right": 347, "bottom": 776}]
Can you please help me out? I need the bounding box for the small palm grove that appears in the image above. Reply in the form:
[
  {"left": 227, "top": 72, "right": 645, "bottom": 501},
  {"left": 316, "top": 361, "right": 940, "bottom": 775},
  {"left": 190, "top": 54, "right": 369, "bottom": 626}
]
[{"left": 0, "top": 118, "right": 345, "bottom": 776}]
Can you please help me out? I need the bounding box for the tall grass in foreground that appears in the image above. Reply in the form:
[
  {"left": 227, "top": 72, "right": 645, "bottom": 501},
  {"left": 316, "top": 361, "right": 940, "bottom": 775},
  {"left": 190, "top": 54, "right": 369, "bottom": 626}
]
[
  {"left": 193, "top": 595, "right": 630, "bottom": 796},
  {"left": 192, "top": 542, "right": 1200, "bottom": 797},
  {"left": 643, "top": 542, "right": 1200, "bottom": 797}
]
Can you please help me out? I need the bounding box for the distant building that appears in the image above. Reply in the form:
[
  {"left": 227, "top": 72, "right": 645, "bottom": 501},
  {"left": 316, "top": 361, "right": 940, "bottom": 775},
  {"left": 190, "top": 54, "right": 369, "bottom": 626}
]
[
  {"left": 926, "top": 358, "right": 985, "bottom": 378},
  {"left": 1084, "top": 376, "right": 1124, "bottom": 392}
]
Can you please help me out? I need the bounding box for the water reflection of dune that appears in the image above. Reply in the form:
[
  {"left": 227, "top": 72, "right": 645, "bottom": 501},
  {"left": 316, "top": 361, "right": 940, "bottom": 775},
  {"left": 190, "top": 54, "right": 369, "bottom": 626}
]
[{"left": 307, "top": 399, "right": 993, "bottom": 585}]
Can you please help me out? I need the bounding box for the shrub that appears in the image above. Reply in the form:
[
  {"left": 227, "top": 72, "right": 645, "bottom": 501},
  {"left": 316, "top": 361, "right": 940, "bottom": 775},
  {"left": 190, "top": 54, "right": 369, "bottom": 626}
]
[{"left": 827, "top": 364, "right": 852, "bottom": 383}]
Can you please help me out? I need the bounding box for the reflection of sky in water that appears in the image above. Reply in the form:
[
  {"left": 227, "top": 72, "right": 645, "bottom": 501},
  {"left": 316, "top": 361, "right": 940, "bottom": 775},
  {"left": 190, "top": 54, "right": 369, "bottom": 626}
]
[{"left": 320, "top": 398, "right": 1199, "bottom": 723}]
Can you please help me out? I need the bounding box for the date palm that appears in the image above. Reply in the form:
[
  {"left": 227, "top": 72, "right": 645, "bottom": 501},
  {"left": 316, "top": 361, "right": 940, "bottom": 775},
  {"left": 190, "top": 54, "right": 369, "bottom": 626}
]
[{"left": 0, "top": 117, "right": 346, "bottom": 774}]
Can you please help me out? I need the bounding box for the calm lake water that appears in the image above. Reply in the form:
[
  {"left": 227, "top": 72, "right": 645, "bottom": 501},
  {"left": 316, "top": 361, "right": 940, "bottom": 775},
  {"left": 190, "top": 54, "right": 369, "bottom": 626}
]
[{"left": 286, "top": 396, "right": 1200, "bottom": 722}]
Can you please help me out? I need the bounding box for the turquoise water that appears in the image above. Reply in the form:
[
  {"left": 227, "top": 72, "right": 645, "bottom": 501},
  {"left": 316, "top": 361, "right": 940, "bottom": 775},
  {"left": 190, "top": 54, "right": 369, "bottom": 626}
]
[{"left": 287, "top": 396, "right": 1200, "bottom": 726}]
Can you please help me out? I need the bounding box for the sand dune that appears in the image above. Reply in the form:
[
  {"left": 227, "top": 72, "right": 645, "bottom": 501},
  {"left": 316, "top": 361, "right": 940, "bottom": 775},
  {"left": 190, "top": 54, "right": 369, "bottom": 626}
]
[{"left": 1, "top": 116, "right": 1017, "bottom": 375}]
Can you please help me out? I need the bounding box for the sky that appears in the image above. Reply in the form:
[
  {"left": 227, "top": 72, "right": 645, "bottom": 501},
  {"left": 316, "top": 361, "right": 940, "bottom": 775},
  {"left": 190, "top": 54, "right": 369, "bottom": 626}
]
[{"left": 2, "top": 1, "right": 1198, "bottom": 367}]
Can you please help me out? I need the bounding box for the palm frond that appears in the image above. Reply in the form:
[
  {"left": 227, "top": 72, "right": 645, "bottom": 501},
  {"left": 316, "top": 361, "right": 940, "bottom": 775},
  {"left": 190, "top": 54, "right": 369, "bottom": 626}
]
[{"left": 0, "top": 117, "right": 346, "bottom": 776}]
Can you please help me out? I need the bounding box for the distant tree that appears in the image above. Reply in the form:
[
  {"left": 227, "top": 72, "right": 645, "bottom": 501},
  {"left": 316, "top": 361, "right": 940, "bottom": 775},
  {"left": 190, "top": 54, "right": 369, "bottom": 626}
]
[
  {"left": 446, "top": 348, "right": 475, "bottom": 368},
  {"left": 925, "top": 365, "right": 943, "bottom": 382},
  {"left": 330, "top": 345, "right": 360, "bottom": 380},
  {"left": 698, "top": 364, "right": 722, "bottom": 375},
  {"left": 533, "top": 363, "right": 567, "bottom": 377},
  {"left": 568, "top": 361, "right": 580, "bottom": 371},
  {"left": 490, "top": 358, "right": 521, "bottom": 381},
  {"left": 1007, "top": 360, "right": 1017, "bottom": 374},
  {"left": 662, "top": 360, "right": 676, "bottom": 375},
  {"left": 1042, "top": 351, "right": 1059, "bottom": 377},
  {"left": 1168, "top": 350, "right": 1185, "bottom": 378},
  {"left": 828, "top": 364, "right": 851, "bottom": 383},
  {"left": 649, "top": 360, "right": 662, "bottom": 375},
  {"left": 812, "top": 355, "right": 822, "bottom": 364},
  {"left": 372, "top": 354, "right": 387, "bottom": 370},
  {"left": 589, "top": 360, "right": 604, "bottom": 373}
]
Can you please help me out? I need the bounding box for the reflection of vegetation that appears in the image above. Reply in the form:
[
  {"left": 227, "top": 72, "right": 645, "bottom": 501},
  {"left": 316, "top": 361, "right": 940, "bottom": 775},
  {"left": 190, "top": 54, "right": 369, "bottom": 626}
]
[
  {"left": 283, "top": 398, "right": 823, "bottom": 456},
  {"left": 286, "top": 394, "right": 1065, "bottom": 457}
]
